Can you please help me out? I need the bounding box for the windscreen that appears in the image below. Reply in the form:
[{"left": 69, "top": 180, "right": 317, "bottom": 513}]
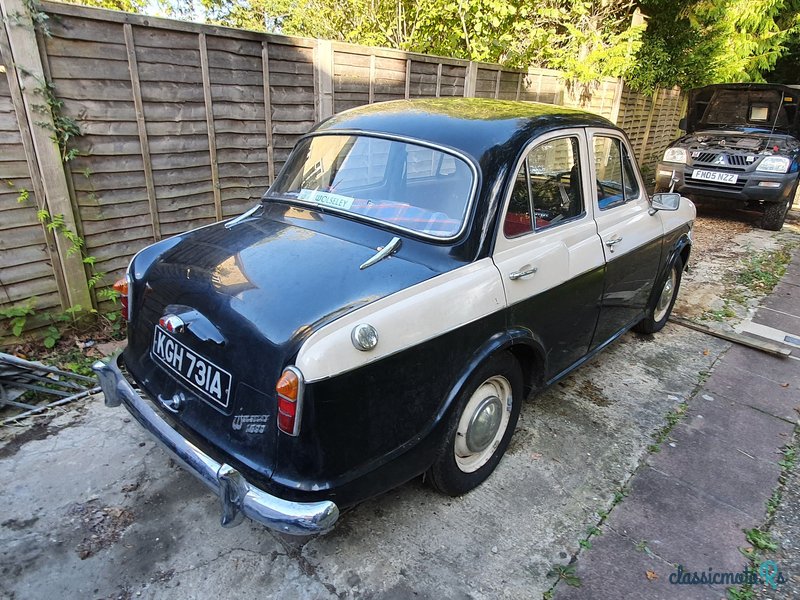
[{"left": 269, "top": 134, "right": 474, "bottom": 238}]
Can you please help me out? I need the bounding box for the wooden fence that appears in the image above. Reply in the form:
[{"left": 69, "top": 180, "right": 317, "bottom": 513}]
[{"left": 0, "top": 0, "right": 684, "bottom": 340}]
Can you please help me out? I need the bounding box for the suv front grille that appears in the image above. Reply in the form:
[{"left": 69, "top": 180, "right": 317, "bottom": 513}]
[{"left": 691, "top": 152, "right": 750, "bottom": 169}]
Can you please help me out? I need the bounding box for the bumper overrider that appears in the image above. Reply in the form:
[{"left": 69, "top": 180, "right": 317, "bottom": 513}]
[{"left": 92, "top": 353, "right": 339, "bottom": 535}]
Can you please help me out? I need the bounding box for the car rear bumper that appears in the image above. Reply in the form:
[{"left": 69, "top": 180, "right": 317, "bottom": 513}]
[
  {"left": 656, "top": 162, "right": 797, "bottom": 204},
  {"left": 92, "top": 353, "right": 339, "bottom": 536}
]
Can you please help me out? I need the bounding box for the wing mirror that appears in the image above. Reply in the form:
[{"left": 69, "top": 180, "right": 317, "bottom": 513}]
[
  {"left": 649, "top": 192, "right": 681, "bottom": 214},
  {"left": 678, "top": 117, "right": 687, "bottom": 131}
]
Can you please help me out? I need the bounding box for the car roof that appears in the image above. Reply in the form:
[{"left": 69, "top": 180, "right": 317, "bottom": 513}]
[{"left": 311, "top": 98, "right": 617, "bottom": 164}]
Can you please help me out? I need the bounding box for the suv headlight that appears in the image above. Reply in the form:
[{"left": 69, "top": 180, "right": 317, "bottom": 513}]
[
  {"left": 756, "top": 156, "right": 791, "bottom": 173},
  {"left": 663, "top": 148, "right": 687, "bottom": 164}
]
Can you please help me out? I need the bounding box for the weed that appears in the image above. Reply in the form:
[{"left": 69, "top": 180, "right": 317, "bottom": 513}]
[
  {"left": 587, "top": 525, "right": 602, "bottom": 536},
  {"left": 778, "top": 446, "right": 796, "bottom": 471},
  {"left": 737, "top": 247, "right": 791, "bottom": 294},
  {"left": 548, "top": 565, "right": 581, "bottom": 588},
  {"left": 578, "top": 539, "right": 591, "bottom": 549},
  {"left": 767, "top": 488, "right": 782, "bottom": 518},
  {"left": 703, "top": 301, "right": 736, "bottom": 322},
  {"left": 727, "top": 585, "right": 755, "bottom": 600},
  {"left": 745, "top": 529, "right": 778, "bottom": 552},
  {"left": 0, "top": 300, "right": 36, "bottom": 337}
]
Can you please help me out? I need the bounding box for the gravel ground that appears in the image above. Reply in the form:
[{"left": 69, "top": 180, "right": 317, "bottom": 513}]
[{"left": 754, "top": 454, "right": 800, "bottom": 599}]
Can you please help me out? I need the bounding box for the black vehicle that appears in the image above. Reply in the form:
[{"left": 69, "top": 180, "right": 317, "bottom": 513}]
[
  {"left": 94, "top": 99, "right": 695, "bottom": 535},
  {"left": 656, "top": 83, "right": 800, "bottom": 230}
]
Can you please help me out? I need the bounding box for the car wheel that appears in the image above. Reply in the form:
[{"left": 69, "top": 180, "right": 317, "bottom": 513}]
[
  {"left": 762, "top": 198, "right": 791, "bottom": 231},
  {"left": 634, "top": 257, "right": 683, "bottom": 334},
  {"left": 428, "top": 352, "right": 523, "bottom": 497}
]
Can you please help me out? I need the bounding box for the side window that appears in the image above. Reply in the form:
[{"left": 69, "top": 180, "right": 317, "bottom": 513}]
[
  {"left": 503, "top": 136, "right": 584, "bottom": 237},
  {"left": 593, "top": 136, "right": 641, "bottom": 210}
]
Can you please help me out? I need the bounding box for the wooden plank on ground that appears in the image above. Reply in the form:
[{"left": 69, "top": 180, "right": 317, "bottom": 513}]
[{"left": 669, "top": 316, "right": 792, "bottom": 358}]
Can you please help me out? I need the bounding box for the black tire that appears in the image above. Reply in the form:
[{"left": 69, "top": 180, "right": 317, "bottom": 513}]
[
  {"left": 428, "top": 351, "right": 523, "bottom": 496},
  {"left": 634, "top": 257, "right": 683, "bottom": 334},
  {"left": 762, "top": 198, "right": 791, "bottom": 231}
]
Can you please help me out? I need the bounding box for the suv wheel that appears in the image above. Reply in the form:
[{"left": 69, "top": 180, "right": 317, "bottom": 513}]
[{"left": 762, "top": 198, "right": 791, "bottom": 231}]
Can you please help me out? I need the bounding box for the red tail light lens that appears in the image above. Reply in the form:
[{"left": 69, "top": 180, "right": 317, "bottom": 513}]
[
  {"left": 276, "top": 367, "right": 303, "bottom": 436},
  {"left": 113, "top": 277, "right": 130, "bottom": 320}
]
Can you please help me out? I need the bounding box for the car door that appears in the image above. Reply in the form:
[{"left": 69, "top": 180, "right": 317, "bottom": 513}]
[
  {"left": 493, "top": 130, "right": 606, "bottom": 380},
  {"left": 588, "top": 129, "right": 664, "bottom": 349}
]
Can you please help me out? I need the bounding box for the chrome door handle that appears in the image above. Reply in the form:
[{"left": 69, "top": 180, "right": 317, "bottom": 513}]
[
  {"left": 605, "top": 236, "right": 623, "bottom": 252},
  {"left": 509, "top": 267, "right": 538, "bottom": 280}
]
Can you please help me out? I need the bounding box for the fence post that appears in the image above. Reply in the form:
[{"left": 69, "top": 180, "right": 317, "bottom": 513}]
[
  {"left": 314, "top": 39, "right": 334, "bottom": 120},
  {"left": 609, "top": 78, "right": 625, "bottom": 126},
  {"left": 463, "top": 61, "right": 477, "bottom": 97},
  {"left": 0, "top": 0, "right": 92, "bottom": 309}
]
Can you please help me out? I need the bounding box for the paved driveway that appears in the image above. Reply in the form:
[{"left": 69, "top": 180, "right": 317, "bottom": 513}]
[{"left": 2, "top": 325, "right": 723, "bottom": 599}]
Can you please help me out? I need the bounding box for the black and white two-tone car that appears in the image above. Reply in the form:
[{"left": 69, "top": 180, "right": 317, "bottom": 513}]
[{"left": 94, "top": 99, "right": 695, "bottom": 535}]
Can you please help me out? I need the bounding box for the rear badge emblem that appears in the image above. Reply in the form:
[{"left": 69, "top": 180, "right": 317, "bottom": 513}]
[{"left": 232, "top": 414, "right": 269, "bottom": 434}]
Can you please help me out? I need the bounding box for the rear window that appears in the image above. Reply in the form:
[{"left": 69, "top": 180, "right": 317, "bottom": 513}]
[{"left": 269, "top": 134, "right": 474, "bottom": 239}]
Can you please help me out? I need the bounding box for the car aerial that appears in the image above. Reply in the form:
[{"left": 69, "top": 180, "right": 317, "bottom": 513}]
[
  {"left": 94, "top": 98, "right": 695, "bottom": 536},
  {"left": 656, "top": 83, "right": 800, "bottom": 230}
]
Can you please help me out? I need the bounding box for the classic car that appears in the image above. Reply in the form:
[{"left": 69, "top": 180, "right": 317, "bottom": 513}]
[
  {"left": 94, "top": 98, "right": 695, "bottom": 536},
  {"left": 656, "top": 83, "right": 799, "bottom": 230}
]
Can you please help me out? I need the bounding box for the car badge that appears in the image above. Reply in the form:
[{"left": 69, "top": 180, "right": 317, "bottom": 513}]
[
  {"left": 713, "top": 154, "right": 727, "bottom": 165},
  {"left": 746, "top": 156, "right": 755, "bottom": 162},
  {"left": 159, "top": 314, "right": 185, "bottom": 333},
  {"left": 691, "top": 151, "right": 700, "bottom": 158}
]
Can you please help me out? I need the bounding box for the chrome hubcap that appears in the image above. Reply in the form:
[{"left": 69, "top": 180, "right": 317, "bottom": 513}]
[
  {"left": 653, "top": 268, "right": 677, "bottom": 322},
  {"left": 454, "top": 375, "right": 512, "bottom": 473},
  {"left": 465, "top": 396, "right": 503, "bottom": 452}
]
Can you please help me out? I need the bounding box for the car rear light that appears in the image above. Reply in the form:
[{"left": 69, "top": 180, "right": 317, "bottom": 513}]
[
  {"left": 276, "top": 366, "right": 304, "bottom": 436},
  {"left": 113, "top": 275, "right": 131, "bottom": 320}
]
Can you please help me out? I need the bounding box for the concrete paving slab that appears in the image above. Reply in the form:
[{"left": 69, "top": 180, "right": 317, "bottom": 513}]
[
  {"left": 703, "top": 356, "right": 800, "bottom": 423},
  {"left": 676, "top": 391, "right": 795, "bottom": 463},
  {"left": 649, "top": 398, "right": 788, "bottom": 517},
  {"left": 760, "top": 282, "right": 799, "bottom": 316},
  {"left": 555, "top": 528, "right": 725, "bottom": 600},
  {"left": 599, "top": 466, "right": 754, "bottom": 577},
  {"left": 751, "top": 308, "right": 800, "bottom": 339},
  {"left": 720, "top": 344, "right": 800, "bottom": 388}
]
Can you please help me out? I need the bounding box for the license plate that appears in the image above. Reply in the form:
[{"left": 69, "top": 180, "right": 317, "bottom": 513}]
[
  {"left": 691, "top": 169, "right": 738, "bottom": 184},
  {"left": 151, "top": 327, "right": 232, "bottom": 409}
]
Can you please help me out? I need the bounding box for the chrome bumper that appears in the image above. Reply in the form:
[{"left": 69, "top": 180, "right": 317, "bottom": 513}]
[{"left": 92, "top": 354, "right": 339, "bottom": 536}]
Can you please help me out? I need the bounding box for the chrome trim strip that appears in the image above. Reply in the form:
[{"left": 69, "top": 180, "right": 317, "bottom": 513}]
[
  {"left": 92, "top": 355, "right": 339, "bottom": 535},
  {"left": 262, "top": 130, "right": 481, "bottom": 242}
]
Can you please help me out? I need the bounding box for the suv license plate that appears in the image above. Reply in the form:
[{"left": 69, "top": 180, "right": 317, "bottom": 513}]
[
  {"left": 151, "top": 327, "right": 232, "bottom": 409},
  {"left": 692, "top": 169, "right": 738, "bottom": 184}
]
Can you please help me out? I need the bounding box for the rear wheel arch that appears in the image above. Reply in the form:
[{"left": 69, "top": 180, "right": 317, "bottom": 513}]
[{"left": 507, "top": 342, "right": 545, "bottom": 399}]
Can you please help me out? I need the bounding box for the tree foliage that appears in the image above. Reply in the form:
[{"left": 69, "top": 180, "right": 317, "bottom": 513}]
[
  {"left": 629, "top": 0, "right": 800, "bottom": 90},
  {"left": 58, "top": 0, "right": 800, "bottom": 91}
]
